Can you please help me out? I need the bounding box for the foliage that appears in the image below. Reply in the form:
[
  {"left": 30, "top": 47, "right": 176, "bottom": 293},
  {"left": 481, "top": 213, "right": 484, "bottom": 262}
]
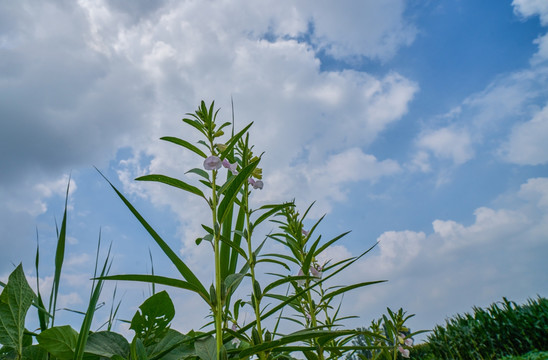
[
  {"left": 347, "top": 308, "right": 427, "bottom": 360},
  {"left": 1, "top": 100, "right": 399, "bottom": 359},
  {"left": 500, "top": 350, "right": 548, "bottom": 360},
  {"left": 418, "top": 296, "right": 548, "bottom": 360}
]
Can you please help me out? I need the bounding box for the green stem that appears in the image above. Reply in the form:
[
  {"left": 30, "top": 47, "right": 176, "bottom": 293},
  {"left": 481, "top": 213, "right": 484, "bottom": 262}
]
[
  {"left": 211, "top": 168, "right": 223, "bottom": 359},
  {"left": 305, "top": 278, "right": 324, "bottom": 360},
  {"left": 244, "top": 182, "right": 266, "bottom": 360}
]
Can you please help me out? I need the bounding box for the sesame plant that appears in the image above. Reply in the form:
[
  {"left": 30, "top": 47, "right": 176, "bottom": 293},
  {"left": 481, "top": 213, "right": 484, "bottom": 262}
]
[
  {"left": 347, "top": 308, "right": 426, "bottom": 360},
  {"left": 96, "top": 100, "right": 387, "bottom": 359},
  {"left": 0, "top": 100, "right": 399, "bottom": 360}
]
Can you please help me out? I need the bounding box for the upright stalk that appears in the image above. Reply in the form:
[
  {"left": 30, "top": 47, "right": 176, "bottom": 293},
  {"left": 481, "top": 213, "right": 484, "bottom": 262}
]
[
  {"left": 243, "top": 182, "right": 266, "bottom": 360},
  {"left": 210, "top": 166, "right": 223, "bottom": 358}
]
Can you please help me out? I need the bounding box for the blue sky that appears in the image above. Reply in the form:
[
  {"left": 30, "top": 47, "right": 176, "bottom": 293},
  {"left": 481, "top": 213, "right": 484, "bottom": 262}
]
[{"left": 1, "top": 0, "right": 547, "bottom": 342}]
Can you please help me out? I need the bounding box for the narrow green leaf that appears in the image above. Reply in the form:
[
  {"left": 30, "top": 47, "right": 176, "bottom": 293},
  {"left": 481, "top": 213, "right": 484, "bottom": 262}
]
[
  {"left": 220, "top": 122, "right": 253, "bottom": 160},
  {"left": 74, "top": 237, "right": 111, "bottom": 360},
  {"left": 251, "top": 203, "right": 292, "bottom": 231},
  {"left": 217, "top": 159, "right": 259, "bottom": 223},
  {"left": 49, "top": 179, "right": 71, "bottom": 326},
  {"left": 96, "top": 169, "right": 208, "bottom": 302},
  {"left": 228, "top": 205, "right": 246, "bottom": 276},
  {"left": 161, "top": 136, "right": 208, "bottom": 158},
  {"left": 238, "top": 329, "right": 357, "bottom": 357},
  {"left": 323, "top": 281, "right": 387, "bottom": 302},
  {"left": 182, "top": 118, "right": 206, "bottom": 137},
  {"left": 136, "top": 174, "right": 206, "bottom": 199},
  {"left": 131, "top": 337, "right": 148, "bottom": 360},
  {"left": 97, "top": 275, "right": 209, "bottom": 303},
  {"left": 315, "top": 231, "right": 351, "bottom": 257},
  {"left": 186, "top": 168, "right": 210, "bottom": 181}
]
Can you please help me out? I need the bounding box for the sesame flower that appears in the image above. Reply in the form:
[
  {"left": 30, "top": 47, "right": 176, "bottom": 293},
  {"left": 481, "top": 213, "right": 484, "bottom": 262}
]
[
  {"left": 248, "top": 178, "right": 263, "bottom": 190},
  {"left": 398, "top": 345, "right": 410, "bottom": 358},
  {"left": 203, "top": 156, "right": 222, "bottom": 170},
  {"left": 222, "top": 159, "right": 238, "bottom": 175}
]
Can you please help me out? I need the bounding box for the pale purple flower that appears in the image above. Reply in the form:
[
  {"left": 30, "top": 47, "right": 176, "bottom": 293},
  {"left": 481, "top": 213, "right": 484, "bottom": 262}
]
[
  {"left": 310, "top": 264, "right": 322, "bottom": 279},
  {"left": 222, "top": 159, "right": 238, "bottom": 175},
  {"left": 296, "top": 268, "right": 305, "bottom": 287},
  {"left": 231, "top": 322, "right": 241, "bottom": 345},
  {"left": 302, "top": 229, "right": 309, "bottom": 236},
  {"left": 398, "top": 345, "right": 410, "bottom": 358},
  {"left": 248, "top": 178, "right": 263, "bottom": 190},
  {"left": 203, "top": 156, "right": 222, "bottom": 170},
  {"left": 405, "top": 337, "right": 414, "bottom": 347}
]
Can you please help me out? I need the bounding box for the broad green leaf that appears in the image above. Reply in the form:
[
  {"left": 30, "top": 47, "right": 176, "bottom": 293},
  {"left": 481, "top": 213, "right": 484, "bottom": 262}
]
[
  {"left": 194, "top": 336, "right": 217, "bottom": 360},
  {"left": 160, "top": 136, "right": 208, "bottom": 158},
  {"left": 22, "top": 344, "right": 48, "bottom": 360},
  {"left": 36, "top": 325, "right": 78, "bottom": 360},
  {"left": 130, "top": 291, "right": 174, "bottom": 346},
  {"left": 0, "top": 264, "right": 36, "bottom": 357},
  {"left": 136, "top": 174, "right": 206, "bottom": 200},
  {"left": 146, "top": 329, "right": 195, "bottom": 360},
  {"left": 84, "top": 331, "right": 130, "bottom": 358}
]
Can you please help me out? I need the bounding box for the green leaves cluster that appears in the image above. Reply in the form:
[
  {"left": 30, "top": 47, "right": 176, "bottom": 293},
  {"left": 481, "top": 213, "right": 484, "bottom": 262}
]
[
  {"left": 425, "top": 296, "right": 548, "bottom": 360},
  {"left": 0, "top": 100, "right": 413, "bottom": 360}
]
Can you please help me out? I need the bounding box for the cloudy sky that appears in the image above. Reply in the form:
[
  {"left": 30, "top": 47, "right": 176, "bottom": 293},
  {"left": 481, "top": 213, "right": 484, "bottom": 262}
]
[{"left": 1, "top": 0, "right": 548, "bottom": 342}]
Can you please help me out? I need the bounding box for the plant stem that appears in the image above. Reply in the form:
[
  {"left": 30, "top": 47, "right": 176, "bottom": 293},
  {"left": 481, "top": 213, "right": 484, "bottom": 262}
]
[
  {"left": 243, "top": 183, "right": 266, "bottom": 360},
  {"left": 211, "top": 168, "right": 223, "bottom": 359}
]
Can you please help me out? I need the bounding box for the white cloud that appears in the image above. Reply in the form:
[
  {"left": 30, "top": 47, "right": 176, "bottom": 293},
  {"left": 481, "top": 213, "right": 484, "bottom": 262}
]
[
  {"left": 513, "top": 0, "right": 548, "bottom": 25},
  {"left": 342, "top": 177, "right": 548, "bottom": 335},
  {"left": 503, "top": 103, "right": 548, "bottom": 165},
  {"left": 417, "top": 127, "right": 474, "bottom": 165},
  {"left": 305, "top": 0, "right": 416, "bottom": 60}
]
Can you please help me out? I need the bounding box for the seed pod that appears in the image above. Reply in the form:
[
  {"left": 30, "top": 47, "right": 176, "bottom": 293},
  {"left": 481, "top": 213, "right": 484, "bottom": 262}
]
[
  {"left": 209, "top": 284, "right": 217, "bottom": 307},
  {"left": 220, "top": 281, "right": 227, "bottom": 303},
  {"left": 253, "top": 280, "right": 262, "bottom": 300},
  {"left": 252, "top": 327, "right": 262, "bottom": 345}
]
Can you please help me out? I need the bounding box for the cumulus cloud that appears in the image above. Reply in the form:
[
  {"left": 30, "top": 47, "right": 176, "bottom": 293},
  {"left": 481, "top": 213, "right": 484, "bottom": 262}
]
[
  {"left": 503, "top": 103, "right": 548, "bottom": 165},
  {"left": 513, "top": 0, "right": 548, "bottom": 26},
  {"left": 416, "top": 127, "right": 474, "bottom": 165},
  {"left": 343, "top": 177, "right": 548, "bottom": 334},
  {"left": 1, "top": 0, "right": 416, "bottom": 274}
]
